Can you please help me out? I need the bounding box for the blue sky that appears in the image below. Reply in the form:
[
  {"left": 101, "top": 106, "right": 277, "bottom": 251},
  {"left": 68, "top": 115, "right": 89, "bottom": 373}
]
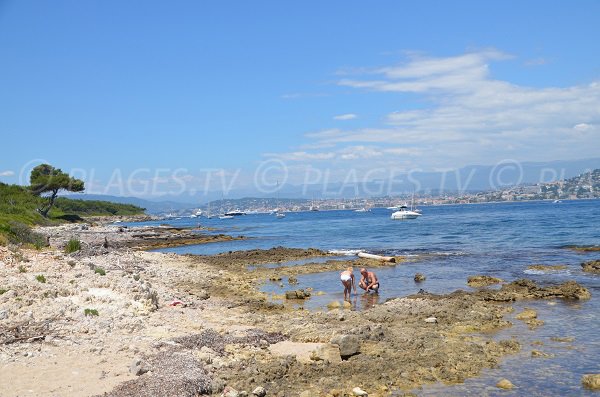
[{"left": 1, "top": 0, "right": 599, "bottom": 197}]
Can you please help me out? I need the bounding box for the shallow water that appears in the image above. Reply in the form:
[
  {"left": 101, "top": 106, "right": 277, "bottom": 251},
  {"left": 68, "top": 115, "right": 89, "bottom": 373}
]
[{"left": 127, "top": 200, "right": 600, "bottom": 395}]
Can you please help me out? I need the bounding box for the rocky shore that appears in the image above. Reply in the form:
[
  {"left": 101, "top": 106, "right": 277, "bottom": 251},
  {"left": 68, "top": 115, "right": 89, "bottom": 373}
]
[{"left": 0, "top": 221, "right": 594, "bottom": 396}]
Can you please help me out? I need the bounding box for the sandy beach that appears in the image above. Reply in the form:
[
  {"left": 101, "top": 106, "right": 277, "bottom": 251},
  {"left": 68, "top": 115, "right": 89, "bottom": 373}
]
[{"left": 0, "top": 220, "right": 592, "bottom": 397}]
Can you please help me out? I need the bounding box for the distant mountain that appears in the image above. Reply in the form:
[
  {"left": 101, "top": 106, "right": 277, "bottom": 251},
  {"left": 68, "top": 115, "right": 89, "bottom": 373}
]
[{"left": 61, "top": 194, "right": 197, "bottom": 215}]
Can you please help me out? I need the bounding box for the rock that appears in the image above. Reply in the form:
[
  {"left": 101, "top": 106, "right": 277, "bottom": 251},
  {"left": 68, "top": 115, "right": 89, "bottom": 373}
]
[
  {"left": 327, "top": 301, "right": 342, "bottom": 309},
  {"left": 288, "top": 276, "right": 298, "bottom": 285},
  {"left": 0, "top": 310, "right": 8, "bottom": 320},
  {"left": 581, "top": 260, "right": 600, "bottom": 273},
  {"left": 331, "top": 334, "right": 360, "bottom": 358},
  {"left": 285, "top": 289, "right": 310, "bottom": 299},
  {"left": 251, "top": 386, "right": 267, "bottom": 397},
  {"left": 352, "top": 386, "right": 368, "bottom": 396},
  {"left": 299, "top": 391, "right": 312, "bottom": 397},
  {"left": 467, "top": 275, "right": 503, "bottom": 287},
  {"left": 531, "top": 350, "right": 552, "bottom": 358},
  {"left": 196, "top": 289, "right": 210, "bottom": 300},
  {"left": 582, "top": 374, "right": 600, "bottom": 390},
  {"left": 343, "top": 301, "right": 352, "bottom": 309},
  {"left": 527, "top": 264, "right": 568, "bottom": 271},
  {"left": 515, "top": 308, "right": 537, "bottom": 320},
  {"left": 129, "top": 358, "right": 151, "bottom": 376},
  {"left": 496, "top": 379, "right": 514, "bottom": 389},
  {"left": 557, "top": 281, "right": 591, "bottom": 300},
  {"left": 414, "top": 273, "right": 426, "bottom": 282},
  {"left": 424, "top": 317, "right": 437, "bottom": 323},
  {"left": 551, "top": 336, "right": 575, "bottom": 343},
  {"left": 222, "top": 386, "right": 240, "bottom": 397},
  {"left": 310, "top": 344, "right": 342, "bottom": 364}
]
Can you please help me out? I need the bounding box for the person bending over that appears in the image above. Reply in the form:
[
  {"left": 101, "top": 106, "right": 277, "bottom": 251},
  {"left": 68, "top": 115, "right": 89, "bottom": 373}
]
[{"left": 340, "top": 267, "right": 356, "bottom": 300}]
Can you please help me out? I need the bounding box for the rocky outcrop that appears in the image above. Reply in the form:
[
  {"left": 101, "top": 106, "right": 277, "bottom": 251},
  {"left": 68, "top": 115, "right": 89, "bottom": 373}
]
[
  {"left": 582, "top": 374, "right": 600, "bottom": 390},
  {"left": 467, "top": 275, "right": 503, "bottom": 287},
  {"left": 480, "top": 279, "right": 591, "bottom": 301}
]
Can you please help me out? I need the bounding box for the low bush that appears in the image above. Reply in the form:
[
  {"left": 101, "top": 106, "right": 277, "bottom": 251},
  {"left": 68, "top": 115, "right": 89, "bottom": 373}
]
[
  {"left": 64, "top": 238, "right": 81, "bottom": 254},
  {"left": 35, "top": 274, "right": 46, "bottom": 283},
  {"left": 84, "top": 308, "right": 99, "bottom": 316},
  {"left": 94, "top": 267, "right": 106, "bottom": 276}
]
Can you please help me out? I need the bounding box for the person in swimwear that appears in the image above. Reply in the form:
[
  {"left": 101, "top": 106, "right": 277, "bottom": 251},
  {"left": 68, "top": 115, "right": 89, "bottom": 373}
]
[
  {"left": 359, "top": 268, "right": 379, "bottom": 293},
  {"left": 340, "top": 267, "right": 356, "bottom": 300}
]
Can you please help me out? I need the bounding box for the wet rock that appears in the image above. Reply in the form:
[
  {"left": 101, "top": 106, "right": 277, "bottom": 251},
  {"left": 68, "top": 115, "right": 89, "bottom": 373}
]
[
  {"left": 288, "top": 276, "right": 298, "bottom": 285},
  {"left": 515, "top": 308, "right": 537, "bottom": 320},
  {"left": 531, "top": 350, "right": 552, "bottom": 358},
  {"left": 581, "top": 260, "right": 600, "bottom": 273},
  {"left": 129, "top": 358, "right": 151, "bottom": 376},
  {"left": 285, "top": 289, "right": 310, "bottom": 299},
  {"left": 484, "top": 279, "right": 591, "bottom": 301},
  {"left": 527, "top": 264, "right": 568, "bottom": 271},
  {"left": 352, "top": 386, "right": 368, "bottom": 396},
  {"left": 331, "top": 334, "right": 360, "bottom": 358},
  {"left": 414, "top": 273, "right": 426, "bottom": 282},
  {"left": 582, "top": 374, "right": 600, "bottom": 390},
  {"left": 551, "top": 336, "right": 575, "bottom": 343},
  {"left": 327, "top": 301, "right": 342, "bottom": 309},
  {"left": 251, "top": 386, "right": 267, "bottom": 397},
  {"left": 496, "top": 379, "right": 514, "bottom": 389},
  {"left": 467, "top": 275, "right": 503, "bottom": 287}
]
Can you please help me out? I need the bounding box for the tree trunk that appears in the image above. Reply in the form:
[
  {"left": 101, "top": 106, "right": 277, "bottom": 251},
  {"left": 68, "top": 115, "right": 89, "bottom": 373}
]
[{"left": 40, "top": 189, "right": 58, "bottom": 218}]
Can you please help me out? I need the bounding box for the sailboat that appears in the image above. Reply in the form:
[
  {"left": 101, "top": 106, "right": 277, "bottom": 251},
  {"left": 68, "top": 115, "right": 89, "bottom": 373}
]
[{"left": 275, "top": 181, "right": 285, "bottom": 218}]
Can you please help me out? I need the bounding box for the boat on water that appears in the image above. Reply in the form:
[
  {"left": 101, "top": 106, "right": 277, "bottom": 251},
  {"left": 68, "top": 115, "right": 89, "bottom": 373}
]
[
  {"left": 276, "top": 212, "right": 286, "bottom": 218},
  {"left": 219, "top": 215, "right": 234, "bottom": 219},
  {"left": 390, "top": 205, "right": 421, "bottom": 220},
  {"left": 553, "top": 200, "right": 562, "bottom": 203},
  {"left": 354, "top": 207, "right": 371, "bottom": 212},
  {"left": 224, "top": 210, "right": 245, "bottom": 216}
]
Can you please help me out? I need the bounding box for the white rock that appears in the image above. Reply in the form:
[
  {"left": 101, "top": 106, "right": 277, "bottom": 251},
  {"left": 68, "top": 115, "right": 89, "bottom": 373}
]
[
  {"left": 352, "top": 387, "right": 368, "bottom": 396},
  {"left": 424, "top": 317, "right": 438, "bottom": 323}
]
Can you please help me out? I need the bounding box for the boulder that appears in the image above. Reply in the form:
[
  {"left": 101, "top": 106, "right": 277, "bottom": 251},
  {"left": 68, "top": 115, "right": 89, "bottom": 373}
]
[
  {"left": 285, "top": 289, "right": 310, "bottom": 300},
  {"left": 331, "top": 334, "right": 360, "bottom": 358},
  {"left": 288, "top": 276, "right": 298, "bottom": 285},
  {"left": 515, "top": 308, "right": 537, "bottom": 320},
  {"left": 222, "top": 386, "right": 240, "bottom": 397},
  {"left": 582, "top": 374, "right": 600, "bottom": 390},
  {"left": 251, "top": 386, "right": 267, "bottom": 397},
  {"left": 310, "top": 344, "right": 342, "bottom": 364}
]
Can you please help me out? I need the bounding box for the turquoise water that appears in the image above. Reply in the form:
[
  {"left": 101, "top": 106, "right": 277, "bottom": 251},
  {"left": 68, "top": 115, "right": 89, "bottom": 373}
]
[{"left": 127, "top": 200, "right": 600, "bottom": 396}]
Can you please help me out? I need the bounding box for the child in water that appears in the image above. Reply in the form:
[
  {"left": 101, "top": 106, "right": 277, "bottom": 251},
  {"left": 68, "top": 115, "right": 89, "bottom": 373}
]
[{"left": 340, "top": 267, "right": 356, "bottom": 300}]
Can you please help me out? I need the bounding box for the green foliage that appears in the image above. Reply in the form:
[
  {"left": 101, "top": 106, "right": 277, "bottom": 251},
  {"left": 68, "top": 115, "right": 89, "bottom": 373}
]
[
  {"left": 84, "top": 308, "right": 99, "bottom": 316},
  {"left": 35, "top": 274, "right": 46, "bottom": 283},
  {"left": 29, "top": 164, "right": 85, "bottom": 217},
  {"left": 64, "top": 238, "right": 81, "bottom": 254},
  {"left": 18, "top": 265, "right": 27, "bottom": 273},
  {"left": 4, "top": 221, "right": 48, "bottom": 247},
  {"left": 94, "top": 267, "right": 106, "bottom": 276},
  {"left": 54, "top": 198, "right": 144, "bottom": 216},
  {"left": 0, "top": 288, "right": 7, "bottom": 295}
]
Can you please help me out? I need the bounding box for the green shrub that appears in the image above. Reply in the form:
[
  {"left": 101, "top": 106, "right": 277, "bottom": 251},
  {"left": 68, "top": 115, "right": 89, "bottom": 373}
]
[
  {"left": 6, "top": 221, "right": 48, "bottom": 247},
  {"left": 0, "top": 288, "right": 7, "bottom": 295},
  {"left": 18, "top": 265, "right": 27, "bottom": 273},
  {"left": 94, "top": 267, "right": 106, "bottom": 276},
  {"left": 35, "top": 274, "right": 46, "bottom": 283},
  {"left": 65, "top": 238, "right": 81, "bottom": 254},
  {"left": 84, "top": 308, "right": 99, "bottom": 316}
]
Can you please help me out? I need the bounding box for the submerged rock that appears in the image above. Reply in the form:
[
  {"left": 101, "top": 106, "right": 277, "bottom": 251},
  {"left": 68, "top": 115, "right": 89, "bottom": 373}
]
[
  {"left": 515, "top": 308, "right": 537, "bottom": 320},
  {"left": 414, "top": 273, "right": 426, "bottom": 282},
  {"left": 581, "top": 260, "right": 600, "bottom": 273},
  {"left": 582, "top": 374, "right": 600, "bottom": 390},
  {"left": 285, "top": 289, "right": 310, "bottom": 300},
  {"left": 496, "top": 379, "right": 514, "bottom": 389},
  {"left": 467, "top": 275, "right": 503, "bottom": 287},
  {"left": 527, "top": 264, "right": 568, "bottom": 271}
]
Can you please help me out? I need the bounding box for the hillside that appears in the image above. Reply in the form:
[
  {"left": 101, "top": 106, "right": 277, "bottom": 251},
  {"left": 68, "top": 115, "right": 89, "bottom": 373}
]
[{"left": 0, "top": 183, "right": 145, "bottom": 245}]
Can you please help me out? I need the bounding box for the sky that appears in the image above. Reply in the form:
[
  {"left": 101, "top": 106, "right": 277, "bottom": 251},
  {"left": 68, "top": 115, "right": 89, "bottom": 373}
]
[{"left": 1, "top": 0, "right": 600, "bottom": 198}]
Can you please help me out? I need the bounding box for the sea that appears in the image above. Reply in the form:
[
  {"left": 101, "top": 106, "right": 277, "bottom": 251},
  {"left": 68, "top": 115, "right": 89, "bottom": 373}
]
[{"left": 125, "top": 200, "right": 600, "bottom": 396}]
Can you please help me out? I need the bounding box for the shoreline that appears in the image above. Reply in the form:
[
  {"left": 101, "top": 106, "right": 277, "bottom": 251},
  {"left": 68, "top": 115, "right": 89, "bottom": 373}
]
[{"left": 0, "top": 221, "right": 594, "bottom": 396}]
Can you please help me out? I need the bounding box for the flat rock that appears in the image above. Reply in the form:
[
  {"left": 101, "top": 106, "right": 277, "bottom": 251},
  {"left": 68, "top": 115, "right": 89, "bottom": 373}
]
[
  {"left": 581, "top": 260, "right": 600, "bottom": 273},
  {"left": 467, "top": 275, "right": 503, "bottom": 287},
  {"left": 331, "top": 334, "right": 360, "bottom": 358},
  {"left": 515, "top": 308, "right": 537, "bottom": 320}
]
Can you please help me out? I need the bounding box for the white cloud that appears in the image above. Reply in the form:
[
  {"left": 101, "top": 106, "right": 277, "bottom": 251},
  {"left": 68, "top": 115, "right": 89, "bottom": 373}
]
[
  {"left": 0, "top": 170, "right": 15, "bottom": 177},
  {"left": 333, "top": 113, "right": 357, "bottom": 121},
  {"left": 270, "top": 49, "right": 600, "bottom": 171}
]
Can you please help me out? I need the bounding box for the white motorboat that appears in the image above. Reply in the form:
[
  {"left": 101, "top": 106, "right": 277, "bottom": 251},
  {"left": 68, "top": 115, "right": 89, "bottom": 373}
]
[
  {"left": 354, "top": 207, "right": 370, "bottom": 212},
  {"left": 276, "top": 212, "right": 286, "bottom": 218},
  {"left": 219, "top": 215, "right": 234, "bottom": 220},
  {"left": 390, "top": 205, "right": 421, "bottom": 220},
  {"left": 224, "top": 210, "right": 245, "bottom": 216}
]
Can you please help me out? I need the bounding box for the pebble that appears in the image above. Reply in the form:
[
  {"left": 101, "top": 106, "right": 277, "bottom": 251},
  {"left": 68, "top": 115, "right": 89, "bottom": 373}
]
[{"left": 424, "top": 317, "right": 437, "bottom": 323}]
